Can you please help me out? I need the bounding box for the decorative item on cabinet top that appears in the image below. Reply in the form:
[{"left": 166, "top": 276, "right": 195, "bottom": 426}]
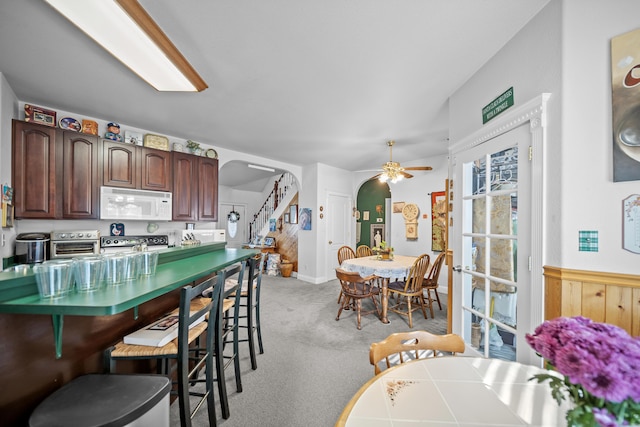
[
  {"left": 24, "top": 104, "right": 56, "bottom": 127},
  {"left": 105, "top": 122, "right": 122, "bottom": 142},
  {"left": 59, "top": 117, "right": 81, "bottom": 132},
  {"left": 144, "top": 134, "right": 170, "bottom": 151},
  {"left": 81, "top": 119, "right": 98, "bottom": 135},
  {"left": 124, "top": 130, "right": 143, "bottom": 146}
]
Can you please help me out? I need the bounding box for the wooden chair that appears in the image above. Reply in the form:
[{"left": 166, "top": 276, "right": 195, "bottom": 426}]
[
  {"left": 336, "top": 246, "right": 356, "bottom": 304},
  {"left": 356, "top": 245, "right": 373, "bottom": 257},
  {"left": 335, "top": 268, "right": 381, "bottom": 330},
  {"left": 387, "top": 254, "right": 430, "bottom": 328},
  {"left": 422, "top": 252, "right": 445, "bottom": 318},
  {"left": 224, "top": 253, "right": 266, "bottom": 370},
  {"left": 369, "top": 330, "right": 465, "bottom": 375}
]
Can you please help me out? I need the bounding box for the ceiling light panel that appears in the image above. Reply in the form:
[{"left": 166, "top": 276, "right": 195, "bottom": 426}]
[{"left": 45, "top": 0, "right": 207, "bottom": 92}]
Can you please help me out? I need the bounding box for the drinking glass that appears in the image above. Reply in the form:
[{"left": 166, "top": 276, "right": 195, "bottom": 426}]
[
  {"left": 138, "top": 251, "right": 159, "bottom": 276},
  {"left": 74, "top": 256, "right": 105, "bottom": 292},
  {"left": 32, "top": 260, "right": 75, "bottom": 299}
]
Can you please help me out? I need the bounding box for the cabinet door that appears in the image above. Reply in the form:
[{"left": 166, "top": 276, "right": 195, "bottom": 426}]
[
  {"left": 198, "top": 157, "right": 218, "bottom": 221},
  {"left": 172, "top": 152, "right": 197, "bottom": 221},
  {"left": 63, "top": 132, "right": 99, "bottom": 219},
  {"left": 12, "top": 120, "right": 60, "bottom": 219},
  {"left": 103, "top": 141, "right": 139, "bottom": 188},
  {"left": 141, "top": 148, "right": 171, "bottom": 191}
]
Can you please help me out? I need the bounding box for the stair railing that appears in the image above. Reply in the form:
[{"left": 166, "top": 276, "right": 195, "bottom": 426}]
[{"left": 248, "top": 172, "right": 296, "bottom": 242}]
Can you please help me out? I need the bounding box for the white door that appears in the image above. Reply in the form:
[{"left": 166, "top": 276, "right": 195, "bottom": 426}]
[
  {"left": 452, "top": 123, "right": 532, "bottom": 363},
  {"left": 219, "top": 203, "right": 247, "bottom": 248},
  {"left": 326, "top": 192, "right": 352, "bottom": 279}
]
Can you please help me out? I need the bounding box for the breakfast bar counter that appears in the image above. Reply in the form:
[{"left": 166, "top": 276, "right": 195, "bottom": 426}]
[{"left": 0, "top": 244, "right": 258, "bottom": 358}]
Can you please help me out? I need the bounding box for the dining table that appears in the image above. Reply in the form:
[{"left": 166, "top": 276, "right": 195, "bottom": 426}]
[
  {"left": 335, "top": 356, "right": 570, "bottom": 426},
  {"left": 340, "top": 255, "right": 417, "bottom": 324}
]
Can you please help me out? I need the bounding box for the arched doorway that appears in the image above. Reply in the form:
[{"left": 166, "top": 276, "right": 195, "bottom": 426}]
[{"left": 356, "top": 179, "right": 390, "bottom": 248}]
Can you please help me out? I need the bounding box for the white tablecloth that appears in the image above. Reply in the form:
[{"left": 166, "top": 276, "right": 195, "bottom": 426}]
[{"left": 340, "top": 255, "right": 416, "bottom": 280}]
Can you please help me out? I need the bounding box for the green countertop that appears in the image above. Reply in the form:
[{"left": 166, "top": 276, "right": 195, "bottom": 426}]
[
  {"left": 0, "top": 245, "right": 258, "bottom": 358},
  {"left": 0, "top": 245, "right": 258, "bottom": 316}
]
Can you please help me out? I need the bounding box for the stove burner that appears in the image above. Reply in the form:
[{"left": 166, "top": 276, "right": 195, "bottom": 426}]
[{"left": 101, "top": 235, "right": 169, "bottom": 249}]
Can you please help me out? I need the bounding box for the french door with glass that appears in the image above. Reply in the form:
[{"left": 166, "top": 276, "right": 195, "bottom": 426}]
[{"left": 450, "top": 95, "right": 549, "bottom": 365}]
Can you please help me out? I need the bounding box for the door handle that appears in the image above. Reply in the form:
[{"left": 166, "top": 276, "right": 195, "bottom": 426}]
[
  {"left": 328, "top": 240, "right": 332, "bottom": 245},
  {"left": 453, "top": 265, "right": 462, "bottom": 272}
]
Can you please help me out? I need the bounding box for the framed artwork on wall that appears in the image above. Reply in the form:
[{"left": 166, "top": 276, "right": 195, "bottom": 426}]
[
  {"left": 431, "top": 191, "right": 447, "bottom": 251},
  {"left": 284, "top": 212, "right": 290, "bottom": 223},
  {"left": 290, "top": 205, "right": 298, "bottom": 224},
  {"left": 370, "top": 224, "right": 384, "bottom": 248},
  {"left": 299, "top": 208, "right": 312, "bottom": 230}
]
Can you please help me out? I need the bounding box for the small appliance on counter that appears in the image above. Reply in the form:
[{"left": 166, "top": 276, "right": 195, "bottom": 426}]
[
  {"left": 100, "top": 235, "right": 169, "bottom": 253},
  {"left": 15, "top": 233, "right": 50, "bottom": 264},
  {"left": 50, "top": 230, "right": 101, "bottom": 259}
]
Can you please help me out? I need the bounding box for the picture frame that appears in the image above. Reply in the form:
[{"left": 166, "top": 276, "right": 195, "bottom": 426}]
[
  {"left": 125, "top": 130, "right": 143, "bottom": 146},
  {"left": 393, "top": 201, "right": 406, "bottom": 213},
  {"left": 290, "top": 204, "right": 298, "bottom": 224},
  {"left": 370, "top": 224, "right": 385, "bottom": 248},
  {"left": 264, "top": 237, "right": 275, "bottom": 247},
  {"left": 363, "top": 211, "right": 370, "bottom": 221},
  {"left": 24, "top": 104, "right": 56, "bottom": 127},
  {"left": 431, "top": 191, "right": 447, "bottom": 251},
  {"left": 299, "top": 208, "right": 312, "bottom": 230},
  {"left": 284, "top": 212, "right": 290, "bottom": 223}
]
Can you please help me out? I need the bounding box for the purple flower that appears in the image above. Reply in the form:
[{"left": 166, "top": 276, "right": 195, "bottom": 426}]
[{"left": 593, "top": 408, "right": 627, "bottom": 427}]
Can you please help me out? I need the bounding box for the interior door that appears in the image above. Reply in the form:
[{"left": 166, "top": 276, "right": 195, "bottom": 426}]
[
  {"left": 326, "top": 192, "right": 353, "bottom": 280},
  {"left": 219, "top": 203, "right": 247, "bottom": 248},
  {"left": 452, "top": 122, "right": 531, "bottom": 363}
]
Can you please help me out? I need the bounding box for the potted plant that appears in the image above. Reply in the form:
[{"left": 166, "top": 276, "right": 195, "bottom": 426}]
[
  {"left": 186, "top": 140, "right": 201, "bottom": 154},
  {"left": 373, "top": 241, "right": 393, "bottom": 260}
]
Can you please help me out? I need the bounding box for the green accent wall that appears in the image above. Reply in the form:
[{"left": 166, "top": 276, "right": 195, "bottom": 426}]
[{"left": 357, "top": 179, "right": 390, "bottom": 247}]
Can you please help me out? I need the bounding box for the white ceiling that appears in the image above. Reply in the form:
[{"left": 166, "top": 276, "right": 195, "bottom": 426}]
[{"left": 0, "top": 0, "right": 549, "bottom": 189}]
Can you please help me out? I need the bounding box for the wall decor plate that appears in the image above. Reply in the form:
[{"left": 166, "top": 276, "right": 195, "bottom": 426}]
[
  {"left": 143, "top": 134, "right": 170, "bottom": 151},
  {"left": 205, "top": 148, "right": 218, "bottom": 159},
  {"left": 59, "top": 117, "right": 81, "bottom": 132}
]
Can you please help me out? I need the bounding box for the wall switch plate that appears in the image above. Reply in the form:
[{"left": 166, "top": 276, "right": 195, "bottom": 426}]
[{"left": 579, "top": 230, "right": 598, "bottom": 252}]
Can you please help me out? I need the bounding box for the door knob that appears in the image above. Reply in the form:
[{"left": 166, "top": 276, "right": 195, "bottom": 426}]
[
  {"left": 328, "top": 240, "right": 332, "bottom": 245},
  {"left": 453, "top": 265, "right": 462, "bottom": 272}
]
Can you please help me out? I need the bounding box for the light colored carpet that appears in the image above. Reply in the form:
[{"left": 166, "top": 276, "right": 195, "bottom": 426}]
[{"left": 170, "top": 275, "right": 448, "bottom": 427}]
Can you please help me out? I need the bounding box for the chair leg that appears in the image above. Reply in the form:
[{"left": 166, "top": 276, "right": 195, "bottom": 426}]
[
  {"left": 356, "top": 299, "right": 362, "bottom": 330},
  {"left": 215, "top": 315, "right": 231, "bottom": 419},
  {"left": 434, "top": 290, "right": 442, "bottom": 310},
  {"left": 407, "top": 296, "right": 413, "bottom": 328},
  {"left": 255, "top": 300, "right": 264, "bottom": 355},
  {"left": 232, "top": 304, "right": 243, "bottom": 393},
  {"left": 246, "top": 296, "right": 257, "bottom": 370},
  {"left": 177, "top": 353, "right": 192, "bottom": 427}
]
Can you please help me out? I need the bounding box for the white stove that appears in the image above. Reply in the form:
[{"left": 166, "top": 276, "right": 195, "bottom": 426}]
[{"left": 100, "top": 235, "right": 169, "bottom": 253}]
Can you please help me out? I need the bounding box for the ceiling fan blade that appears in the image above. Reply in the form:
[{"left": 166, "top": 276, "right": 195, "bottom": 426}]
[
  {"left": 399, "top": 171, "right": 414, "bottom": 179},
  {"left": 370, "top": 173, "right": 382, "bottom": 180},
  {"left": 403, "top": 166, "right": 433, "bottom": 171}
]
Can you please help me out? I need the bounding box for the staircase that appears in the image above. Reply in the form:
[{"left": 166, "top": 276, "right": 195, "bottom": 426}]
[{"left": 248, "top": 172, "right": 297, "bottom": 243}]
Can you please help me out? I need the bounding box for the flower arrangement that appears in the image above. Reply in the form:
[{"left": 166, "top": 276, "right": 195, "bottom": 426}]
[
  {"left": 373, "top": 241, "right": 393, "bottom": 259},
  {"left": 186, "top": 140, "right": 201, "bottom": 152},
  {"left": 526, "top": 316, "right": 640, "bottom": 427}
]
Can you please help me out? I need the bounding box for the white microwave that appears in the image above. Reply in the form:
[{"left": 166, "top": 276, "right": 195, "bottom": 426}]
[{"left": 100, "top": 186, "right": 172, "bottom": 221}]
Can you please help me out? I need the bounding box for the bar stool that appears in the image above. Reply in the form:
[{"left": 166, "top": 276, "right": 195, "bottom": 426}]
[{"left": 225, "top": 253, "right": 266, "bottom": 370}]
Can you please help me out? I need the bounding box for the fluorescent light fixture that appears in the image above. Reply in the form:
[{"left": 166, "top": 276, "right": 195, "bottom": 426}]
[
  {"left": 44, "top": 0, "right": 207, "bottom": 92},
  {"left": 248, "top": 164, "right": 276, "bottom": 173}
]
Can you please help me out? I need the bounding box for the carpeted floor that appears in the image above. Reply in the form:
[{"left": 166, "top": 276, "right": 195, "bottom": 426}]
[{"left": 171, "top": 274, "right": 448, "bottom": 427}]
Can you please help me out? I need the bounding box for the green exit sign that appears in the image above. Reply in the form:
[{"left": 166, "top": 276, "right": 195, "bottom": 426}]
[{"left": 482, "top": 87, "right": 514, "bottom": 124}]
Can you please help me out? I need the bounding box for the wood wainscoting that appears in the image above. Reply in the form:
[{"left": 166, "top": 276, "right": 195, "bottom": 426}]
[{"left": 544, "top": 266, "right": 640, "bottom": 336}]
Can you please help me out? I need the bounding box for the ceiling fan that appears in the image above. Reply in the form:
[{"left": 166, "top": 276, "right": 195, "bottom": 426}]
[{"left": 372, "top": 140, "right": 432, "bottom": 183}]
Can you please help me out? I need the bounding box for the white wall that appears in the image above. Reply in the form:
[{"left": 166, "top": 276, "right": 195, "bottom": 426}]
[
  {"left": 448, "top": 0, "right": 564, "bottom": 269},
  {"left": 449, "top": 0, "right": 640, "bottom": 276},
  {"left": 558, "top": 0, "right": 640, "bottom": 274},
  {"left": 0, "top": 73, "right": 18, "bottom": 259}
]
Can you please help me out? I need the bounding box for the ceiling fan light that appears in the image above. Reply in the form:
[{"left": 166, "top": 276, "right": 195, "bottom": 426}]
[{"left": 378, "top": 173, "right": 389, "bottom": 183}]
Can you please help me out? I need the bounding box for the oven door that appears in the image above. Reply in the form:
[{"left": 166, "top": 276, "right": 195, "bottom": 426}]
[{"left": 51, "top": 241, "right": 100, "bottom": 258}]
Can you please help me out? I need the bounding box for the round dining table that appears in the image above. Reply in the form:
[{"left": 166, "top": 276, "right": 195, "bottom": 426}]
[
  {"left": 335, "top": 356, "right": 570, "bottom": 426},
  {"left": 340, "top": 255, "right": 417, "bottom": 324}
]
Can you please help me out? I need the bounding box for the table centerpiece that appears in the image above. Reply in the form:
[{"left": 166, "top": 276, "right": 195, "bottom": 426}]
[{"left": 372, "top": 241, "right": 393, "bottom": 260}]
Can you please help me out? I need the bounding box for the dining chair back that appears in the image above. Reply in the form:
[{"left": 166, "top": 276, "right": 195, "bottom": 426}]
[
  {"left": 356, "top": 245, "right": 373, "bottom": 257},
  {"left": 422, "top": 252, "right": 445, "bottom": 318},
  {"left": 369, "top": 330, "right": 465, "bottom": 375},
  {"left": 336, "top": 246, "right": 356, "bottom": 304},
  {"left": 387, "top": 253, "right": 430, "bottom": 328},
  {"left": 335, "top": 268, "right": 381, "bottom": 330}
]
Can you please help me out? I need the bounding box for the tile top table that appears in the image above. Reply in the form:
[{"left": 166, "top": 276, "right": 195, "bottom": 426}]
[{"left": 336, "top": 356, "right": 569, "bottom": 426}]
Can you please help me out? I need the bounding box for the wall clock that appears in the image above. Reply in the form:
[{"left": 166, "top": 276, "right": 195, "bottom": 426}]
[{"left": 402, "top": 203, "right": 419, "bottom": 239}]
